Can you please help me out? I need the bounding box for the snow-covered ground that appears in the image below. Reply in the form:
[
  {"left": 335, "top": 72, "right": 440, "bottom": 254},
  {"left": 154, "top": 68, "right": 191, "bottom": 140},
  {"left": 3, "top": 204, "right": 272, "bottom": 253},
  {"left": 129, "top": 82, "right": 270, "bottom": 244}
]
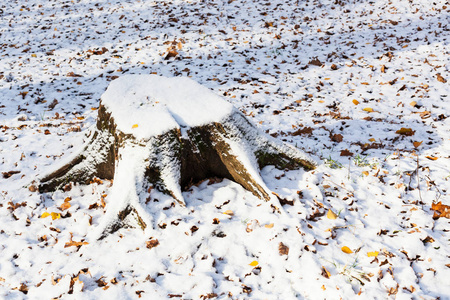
[{"left": 1, "top": 0, "right": 449, "bottom": 298}]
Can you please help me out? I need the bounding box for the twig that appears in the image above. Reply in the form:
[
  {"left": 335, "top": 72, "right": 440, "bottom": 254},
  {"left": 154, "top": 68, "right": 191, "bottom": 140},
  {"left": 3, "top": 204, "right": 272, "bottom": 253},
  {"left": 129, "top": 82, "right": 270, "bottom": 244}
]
[
  {"left": 416, "top": 155, "right": 423, "bottom": 203},
  {"left": 425, "top": 175, "right": 442, "bottom": 202}
]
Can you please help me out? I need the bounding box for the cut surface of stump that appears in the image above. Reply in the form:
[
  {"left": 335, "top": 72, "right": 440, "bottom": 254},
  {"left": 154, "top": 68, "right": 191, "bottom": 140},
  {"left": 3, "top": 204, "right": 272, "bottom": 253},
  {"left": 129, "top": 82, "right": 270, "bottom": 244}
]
[{"left": 38, "top": 75, "right": 316, "bottom": 238}]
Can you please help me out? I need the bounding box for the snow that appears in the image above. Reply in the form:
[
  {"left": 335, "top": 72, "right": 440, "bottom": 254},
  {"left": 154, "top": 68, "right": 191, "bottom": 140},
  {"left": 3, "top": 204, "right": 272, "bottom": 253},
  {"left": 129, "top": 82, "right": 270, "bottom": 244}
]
[
  {"left": 101, "top": 75, "right": 234, "bottom": 139},
  {"left": 1, "top": 0, "right": 450, "bottom": 298}
]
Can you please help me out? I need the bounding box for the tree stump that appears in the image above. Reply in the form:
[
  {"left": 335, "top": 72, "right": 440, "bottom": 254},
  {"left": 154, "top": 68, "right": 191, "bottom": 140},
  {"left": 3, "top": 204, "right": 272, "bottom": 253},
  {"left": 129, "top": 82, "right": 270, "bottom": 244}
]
[{"left": 38, "top": 75, "right": 316, "bottom": 238}]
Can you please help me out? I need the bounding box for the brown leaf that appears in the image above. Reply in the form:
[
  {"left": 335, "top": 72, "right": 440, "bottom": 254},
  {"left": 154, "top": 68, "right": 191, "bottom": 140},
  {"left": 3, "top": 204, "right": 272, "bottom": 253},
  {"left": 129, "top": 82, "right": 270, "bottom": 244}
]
[
  {"left": 395, "top": 128, "right": 415, "bottom": 136},
  {"left": 431, "top": 201, "right": 450, "bottom": 219},
  {"left": 96, "top": 277, "right": 107, "bottom": 287},
  {"left": 331, "top": 133, "right": 343, "bottom": 143},
  {"left": 66, "top": 72, "right": 83, "bottom": 78},
  {"left": 413, "top": 141, "right": 423, "bottom": 148},
  {"left": 165, "top": 49, "right": 178, "bottom": 60},
  {"left": 421, "top": 236, "right": 435, "bottom": 244},
  {"left": 291, "top": 127, "right": 313, "bottom": 136},
  {"left": 340, "top": 149, "right": 353, "bottom": 157},
  {"left": 321, "top": 266, "right": 331, "bottom": 278},
  {"left": 60, "top": 202, "right": 71, "bottom": 211},
  {"left": 436, "top": 73, "right": 447, "bottom": 83},
  {"left": 279, "top": 242, "right": 289, "bottom": 255},
  {"left": 64, "top": 241, "right": 88, "bottom": 248},
  {"left": 18, "top": 283, "right": 28, "bottom": 294},
  {"left": 308, "top": 57, "right": 323, "bottom": 67},
  {"left": 146, "top": 239, "right": 159, "bottom": 249},
  {"left": 2, "top": 170, "right": 21, "bottom": 179}
]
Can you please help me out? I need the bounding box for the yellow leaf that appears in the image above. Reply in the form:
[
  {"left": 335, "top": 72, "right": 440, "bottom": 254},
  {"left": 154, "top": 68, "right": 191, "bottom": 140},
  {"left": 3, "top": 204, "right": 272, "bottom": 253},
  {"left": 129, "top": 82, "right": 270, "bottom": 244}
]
[
  {"left": 223, "top": 210, "right": 234, "bottom": 216},
  {"left": 31, "top": 54, "right": 37, "bottom": 58},
  {"left": 51, "top": 212, "right": 61, "bottom": 220},
  {"left": 264, "top": 223, "right": 274, "bottom": 228},
  {"left": 321, "top": 285, "right": 326, "bottom": 291},
  {"left": 368, "top": 138, "right": 376, "bottom": 142},
  {"left": 426, "top": 156, "right": 438, "bottom": 161},
  {"left": 249, "top": 260, "right": 259, "bottom": 267},
  {"left": 367, "top": 251, "right": 379, "bottom": 257},
  {"left": 41, "top": 212, "right": 50, "bottom": 218},
  {"left": 362, "top": 171, "right": 369, "bottom": 176},
  {"left": 410, "top": 101, "right": 417, "bottom": 107},
  {"left": 132, "top": 124, "right": 139, "bottom": 129},
  {"left": 91, "top": 107, "right": 98, "bottom": 111},
  {"left": 326, "top": 209, "right": 338, "bottom": 220},
  {"left": 341, "top": 246, "right": 353, "bottom": 254},
  {"left": 352, "top": 99, "right": 360, "bottom": 105},
  {"left": 363, "top": 107, "right": 373, "bottom": 112}
]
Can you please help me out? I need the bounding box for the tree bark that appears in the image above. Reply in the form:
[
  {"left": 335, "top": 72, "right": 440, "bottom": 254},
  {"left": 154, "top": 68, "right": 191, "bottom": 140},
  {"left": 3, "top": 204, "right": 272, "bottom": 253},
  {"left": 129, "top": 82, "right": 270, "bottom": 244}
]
[{"left": 38, "top": 92, "right": 316, "bottom": 239}]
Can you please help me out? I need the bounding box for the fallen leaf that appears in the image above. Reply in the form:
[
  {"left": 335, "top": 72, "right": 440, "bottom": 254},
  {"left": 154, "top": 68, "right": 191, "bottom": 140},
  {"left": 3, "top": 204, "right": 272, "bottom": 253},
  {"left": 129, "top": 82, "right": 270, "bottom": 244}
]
[
  {"left": 264, "top": 223, "right": 274, "bottom": 228},
  {"left": 425, "top": 156, "right": 438, "bottom": 161},
  {"left": 64, "top": 241, "right": 89, "bottom": 248},
  {"left": 341, "top": 246, "right": 353, "bottom": 254},
  {"left": 321, "top": 266, "right": 331, "bottom": 278},
  {"left": 410, "top": 101, "right": 417, "bottom": 107},
  {"left": 2, "top": 170, "right": 21, "bottom": 179},
  {"left": 436, "top": 73, "right": 447, "bottom": 83},
  {"left": 413, "top": 141, "right": 423, "bottom": 148},
  {"left": 421, "top": 236, "right": 435, "bottom": 243},
  {"left": 431, "top": 201, "right": 450, "bottom": 219},
  {"left": 279, "top": 242, "right": 289, "bottom": 255},
  {"left": 146, "top": 239, "right": 159, "bottom": 249},
  {"left": 326, "top": 209, "right": 338, "bottom": 219},
  {"left": 352, "top": 99, "right": 360, "bottom": 105},
  {"left": 340, "top": 149, "right": 353, "bottom": 157},
  {"left": 223, "top": 210, "right": 234, "bottom": 216},
  {"left": 395, "top": 128, "right": 415, "bottom": 136},
  {"left": 331, "top": 133, "right": 343, "bottom": 143},
  {"left": 165, "top": 49, "right": 178, "bottom": 60},
  {"left": 368, "top": 138, "right": 376, "bottom": 142},
  {"left": 362, "top": 171, "right": 369, "bottom": 176},
  {"left": 363, "top": 107, "right": 373, "bottom": 112},
  {"left": 41, "top": 212, "right": 50, "bottom": 218},
  {"left": 367, "top": 251, "right": 379, "bottom": 257},
  {"left": 60, "top": 202, "right": 71, "bottom": 211},
  {"left": 132, "top": 124, "right": 138, "bottom": 129},
  {"left": 51, "top": 212, "right": 61, "bottom": 220},
  {"left": 249, "top": 260, "right": 259, "bottom": 267}
]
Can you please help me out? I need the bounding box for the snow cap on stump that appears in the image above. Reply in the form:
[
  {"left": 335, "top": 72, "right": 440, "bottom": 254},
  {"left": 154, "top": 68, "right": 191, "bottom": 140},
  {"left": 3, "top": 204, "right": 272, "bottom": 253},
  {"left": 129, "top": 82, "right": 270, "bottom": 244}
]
[{"left": 101, "top": 74, "right": 234, "bottom": 139}]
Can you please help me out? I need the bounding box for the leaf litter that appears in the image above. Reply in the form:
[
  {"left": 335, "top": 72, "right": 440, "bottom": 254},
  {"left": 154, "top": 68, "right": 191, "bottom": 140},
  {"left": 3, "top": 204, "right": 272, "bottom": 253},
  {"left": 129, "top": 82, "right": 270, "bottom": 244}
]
[{"left": 0, "top": 0, "right": 449, "bottom": 299}]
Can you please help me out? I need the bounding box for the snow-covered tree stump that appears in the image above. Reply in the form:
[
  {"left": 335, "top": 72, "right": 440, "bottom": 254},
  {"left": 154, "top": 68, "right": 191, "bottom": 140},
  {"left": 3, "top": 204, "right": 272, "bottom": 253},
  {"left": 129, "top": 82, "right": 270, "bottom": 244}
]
[{"left": 38, "top": 75, "right": 316, "bottom": 238}]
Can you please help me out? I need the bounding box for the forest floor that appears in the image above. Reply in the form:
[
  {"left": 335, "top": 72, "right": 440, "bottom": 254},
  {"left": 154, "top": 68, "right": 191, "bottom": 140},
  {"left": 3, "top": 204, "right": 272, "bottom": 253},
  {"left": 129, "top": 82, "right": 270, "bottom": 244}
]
[{"left": 0, "top": 0, "right": 449, "bottom": 298}]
